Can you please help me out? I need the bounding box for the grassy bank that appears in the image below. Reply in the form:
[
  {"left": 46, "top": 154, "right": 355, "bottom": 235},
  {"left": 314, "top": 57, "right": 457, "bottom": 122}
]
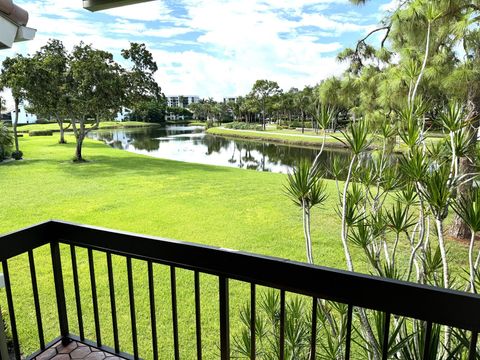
[
  {"left": 16, "top": 121, "right": 157, "bottom": 133},
  {"left": 0, "top": 135, "right": 468, "bottom": 358},
  {"left": 207, "top": 127, "right": 442, "bottom": 152},
  {"left": 207, "top": 127, "right": 347, "bottom": 149}
]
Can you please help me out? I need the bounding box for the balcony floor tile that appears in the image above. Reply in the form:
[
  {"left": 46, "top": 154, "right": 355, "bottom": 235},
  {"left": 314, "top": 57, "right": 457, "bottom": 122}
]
[{"left": 34, "top": 341, "right": 125, "bottom": 360}]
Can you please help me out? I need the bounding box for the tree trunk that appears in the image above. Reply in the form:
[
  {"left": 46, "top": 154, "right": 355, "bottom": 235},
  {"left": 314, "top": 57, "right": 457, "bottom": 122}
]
[
  {"left": 57, "top": 117, "right": 67, "bottom": 144},
  {"left": 13, "top": 98, "right": 20, "bottom": 153},
  {"left": 302, "top": 111, "right": 305, "bottom": 134},
  {"left": 75, "top": 134, "right": 84, "bottom": 162}
]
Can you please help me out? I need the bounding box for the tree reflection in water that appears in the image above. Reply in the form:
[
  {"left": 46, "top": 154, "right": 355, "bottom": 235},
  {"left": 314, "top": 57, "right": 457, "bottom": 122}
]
[{"left": 89, "top": 125, "right": 397, "bottom": 179}]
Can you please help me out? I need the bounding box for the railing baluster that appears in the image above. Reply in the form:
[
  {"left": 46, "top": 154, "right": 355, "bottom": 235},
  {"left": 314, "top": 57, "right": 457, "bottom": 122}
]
[
  {"left": 310, "top": 297, "right": 317, "bottom": 360},
  {"left": 468, "top": 331, "right": 478, "bottom": 360},
  {"left": 127, "top": 257, "right": 138, "bottom": 360},
  {"left": 171, "top": 266, "right": 180, "bottom": 360},
  {"left": 1, "top": 261, "right": 20, "bottom": 360},
  {"left": 106, "top": 252, "right": 119, "bottom": 353},
  {"left": 279, "top": 290, "right": 285, "bottom": 360},
  {"left": 28, "top": 250, "right": 45, "bottom": 349},
  {"left": 70, "top": 245, "right": 84, "bottom": 341},
  {"left": 422, "top": 321, "right": 432, "bottom": 360},
  {"left": 345, "top": 304, "right": 353, "bottom": 360},
  {"left": 88, "top": 248, "right": 101, "bottom": 346},
  {"left": 51, "top": 241, "right": 69, "bottom": 342},
  {"left": 250, "top": 283, "right": 256, "bottom": 360},
  {"left": 194, "top": 271, "right": 202, "bottom": 360},
  {"left": 382, "top": 312, "right": 391, "bottom": 360},
  {"left": 219, "top": 276, "right": 230, "bottom": 360},
  {"left": 148, "top": 261, "right": 158, "bottom": 360}
]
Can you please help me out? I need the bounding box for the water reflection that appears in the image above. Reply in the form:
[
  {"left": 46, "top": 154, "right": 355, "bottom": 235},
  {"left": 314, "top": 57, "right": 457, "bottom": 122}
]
[{"left": 89, "top": 125, "right": 354, "bottom": 177}]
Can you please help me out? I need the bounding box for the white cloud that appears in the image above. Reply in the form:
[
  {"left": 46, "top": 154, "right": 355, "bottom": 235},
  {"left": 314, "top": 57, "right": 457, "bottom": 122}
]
[{"left": 1, "top": 0, "right": 384, "bottom": 100}]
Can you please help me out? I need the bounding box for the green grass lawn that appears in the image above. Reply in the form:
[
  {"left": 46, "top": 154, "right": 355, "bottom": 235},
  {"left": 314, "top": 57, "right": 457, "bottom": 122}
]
[
  {"left": 0, "top": 134, "right": 469, "bottom": 359},
  {"left": 16, "top": 121, "right": 157, "bottom": 133}
]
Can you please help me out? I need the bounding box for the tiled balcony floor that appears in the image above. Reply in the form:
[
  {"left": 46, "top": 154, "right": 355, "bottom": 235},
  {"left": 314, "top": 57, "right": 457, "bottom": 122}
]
[{"left": 34, "top": 340, "right": 125, "bottom": 360}]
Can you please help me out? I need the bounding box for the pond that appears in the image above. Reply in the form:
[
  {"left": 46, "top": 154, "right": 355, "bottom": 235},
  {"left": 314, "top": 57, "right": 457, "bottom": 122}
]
[{"left": 88, "top": 125, "right": 353, "bottom": 177}]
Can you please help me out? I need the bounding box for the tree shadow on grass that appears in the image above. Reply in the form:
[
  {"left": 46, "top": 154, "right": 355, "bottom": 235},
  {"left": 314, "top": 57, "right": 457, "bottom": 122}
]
[
  {"left": 11, "top": 139, "right": 233, "bottom": 179},
  {"left": 58, "top": 153, "right": 231, "bottom": 179}
]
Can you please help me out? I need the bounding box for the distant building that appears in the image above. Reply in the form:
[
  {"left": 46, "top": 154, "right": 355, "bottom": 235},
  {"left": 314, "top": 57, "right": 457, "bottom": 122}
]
[
  {"left": 166, "top": 95, "right": 199, "bottom": 109},
  {"left": 223, "top": 97, "right": 237, "bottom": 104},
  {"left": 7, "top": 105, "right": 38, "bottom": 124},
  {"left": 165, "top": 95, "right": 199, "bottom": 121}
]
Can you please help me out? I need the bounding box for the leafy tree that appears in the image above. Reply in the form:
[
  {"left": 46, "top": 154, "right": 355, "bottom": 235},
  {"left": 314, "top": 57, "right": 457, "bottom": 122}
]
[
  {"left": 0, "top": 54, "right": 29, "bottom": 158},
  {"left": 340, "top": 0, "right": 480, "bottom": 239},
  {"left": 127, "top": 99, "right": 166, "bottom": 123},
  {"left": 121, "top": 42, "right": 162, "bottom": 112},
  {"left": 24, "top": 39, "right": 70, "bottom": 144},
  {"left": 251, "top": 80, "right": 282, "bottom": 130},
  {"left": 65, "top": 43, "right": 126, "bottom": 162}
]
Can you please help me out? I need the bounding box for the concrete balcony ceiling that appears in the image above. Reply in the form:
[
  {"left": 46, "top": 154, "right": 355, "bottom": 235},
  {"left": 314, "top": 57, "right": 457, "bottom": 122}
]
[
  {"left": 83, "top": 0, "right": 155, "bottom": 11},
  {"left": 0, "top": 0, "right": 36, "bottom": 50}
]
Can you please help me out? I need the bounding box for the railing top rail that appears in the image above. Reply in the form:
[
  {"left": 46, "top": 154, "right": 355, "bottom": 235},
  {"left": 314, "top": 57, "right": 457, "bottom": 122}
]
[
  {"left": 1, "top": 220, "right": 480, "bottom": 331},
  {"left": 0, "top": 221, "right": 51, "bottom": 261}
]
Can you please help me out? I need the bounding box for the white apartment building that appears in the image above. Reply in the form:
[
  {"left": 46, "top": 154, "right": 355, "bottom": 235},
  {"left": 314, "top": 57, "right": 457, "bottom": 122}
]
[
  {"left": 166, "top": 95, "right": 200, "bottom": 109},
  {"left": 223, "top": 97, "right": 237, "bottom": 104}
]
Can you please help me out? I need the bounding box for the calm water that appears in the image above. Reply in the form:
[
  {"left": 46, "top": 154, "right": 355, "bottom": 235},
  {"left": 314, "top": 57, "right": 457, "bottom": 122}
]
[{"left": 89, "top": 125, "right": 352, "bottom": 176}]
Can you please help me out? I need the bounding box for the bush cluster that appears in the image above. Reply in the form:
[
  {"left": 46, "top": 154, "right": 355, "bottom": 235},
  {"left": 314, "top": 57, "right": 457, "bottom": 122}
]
[
  {"left": 29, "top": 130, "right": 53, "bottom": 137},
  {"left": 224, "top": 122, "right": 263, "bottom": 131}
]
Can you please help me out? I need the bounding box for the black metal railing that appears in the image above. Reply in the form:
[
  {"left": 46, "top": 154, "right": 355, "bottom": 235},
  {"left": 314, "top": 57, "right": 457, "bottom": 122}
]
[{"left": 0, "top": 220, "right": 480, "bottom": 360}]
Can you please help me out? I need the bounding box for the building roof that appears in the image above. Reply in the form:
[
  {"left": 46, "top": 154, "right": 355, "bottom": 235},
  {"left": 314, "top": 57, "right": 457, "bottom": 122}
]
[{"left": 0, "top": 0, "right": 28, "bottom": 26}]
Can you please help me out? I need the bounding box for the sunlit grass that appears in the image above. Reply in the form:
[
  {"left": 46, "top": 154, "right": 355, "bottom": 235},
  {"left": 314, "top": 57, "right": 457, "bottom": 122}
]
[{"left": 0, "top": 134, "right": 469, "bottom": 359}]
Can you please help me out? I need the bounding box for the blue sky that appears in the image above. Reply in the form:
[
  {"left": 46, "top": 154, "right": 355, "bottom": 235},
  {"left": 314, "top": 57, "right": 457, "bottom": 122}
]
[{"left": 2, "top": 0, "right": 398, "bottom": 100}]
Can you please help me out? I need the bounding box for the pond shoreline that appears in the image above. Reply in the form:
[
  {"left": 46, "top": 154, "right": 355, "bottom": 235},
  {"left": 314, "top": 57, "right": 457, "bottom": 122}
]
[
  {"left": 207, "top": 127, "right": 350, "bottom": 150},
  {"left": 207, "top": 127, "right": 411, "bottom": 153}
]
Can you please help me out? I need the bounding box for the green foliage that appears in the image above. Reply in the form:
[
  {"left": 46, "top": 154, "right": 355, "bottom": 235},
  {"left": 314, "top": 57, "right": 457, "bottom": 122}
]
[
  {"left": 232, "top": 290, "right": 313, "bottom": 359},
  {"left": 335, "top": 120, "right": 371, "bottom": 155},
  {"left": 0, "top": 121, "right": 12, "bottom": 161},
  {"left": 11, "top": 150, "right": 23, "bottom": 160},
  {"left": 452, "top": 188, "right": 480, "bottom": 233},
  {"left": 385, "top": 201, "right": 416, "bottom": 234},
  {"left": 224, "top": 122, "right": 263, "bottom": 131},
  {"left": 127, "top": 100, "right": 166, "bottom": 123},
  {"left": 28, "top": 130, "right": 53, "bottom": 137},
  {"left": 418, "top": 163, "right": 453, "bottom": 220},
  {"left": 284, "top": 161, "right": 328, "bottom": 211}
]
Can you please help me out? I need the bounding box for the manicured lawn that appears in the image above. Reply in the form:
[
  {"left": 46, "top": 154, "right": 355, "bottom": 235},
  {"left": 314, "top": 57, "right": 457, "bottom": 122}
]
[
  {"left": 0, "top": 134, "right": 469, "bottom": 359},
  {"left": 16, "top": 121, "right": 157, "bottom": 133}
]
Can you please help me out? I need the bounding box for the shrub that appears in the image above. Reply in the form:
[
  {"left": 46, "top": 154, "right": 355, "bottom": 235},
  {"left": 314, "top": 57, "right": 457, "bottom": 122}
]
[
  {"left": 29, "top": 130, "right": 53, "bottom": 137},
  {"left": 0, "top": 122, "right": 13, "bottom": 161},
  {"left": 11, "top": 150, "right": 23, "bottom": 160},
  {"left": 225, "top": 122, "right": 263, "bottom": 131},
  {"left": 35, "top": 119, "right": 54, "bottom": 124}
]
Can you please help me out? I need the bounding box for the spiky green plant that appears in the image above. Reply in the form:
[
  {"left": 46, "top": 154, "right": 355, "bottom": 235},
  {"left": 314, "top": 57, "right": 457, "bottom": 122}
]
[
  {"left": 284, "top": 161, "right": 328, "bottom": 264},
  {"left": 452, "top": 188, "right": 480, "bottom": 293}
]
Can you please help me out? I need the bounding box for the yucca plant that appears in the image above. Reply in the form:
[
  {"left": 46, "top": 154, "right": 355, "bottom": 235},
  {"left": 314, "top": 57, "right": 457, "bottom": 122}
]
[
  {"left": 232, "top": 290, "right": 314, "bottom": 360},
  {"left": 284, "top": 161, "right": 328, "bottom": 264},
  {"left": 452, "top": 188, "right": 480, "bottom": 293}
]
